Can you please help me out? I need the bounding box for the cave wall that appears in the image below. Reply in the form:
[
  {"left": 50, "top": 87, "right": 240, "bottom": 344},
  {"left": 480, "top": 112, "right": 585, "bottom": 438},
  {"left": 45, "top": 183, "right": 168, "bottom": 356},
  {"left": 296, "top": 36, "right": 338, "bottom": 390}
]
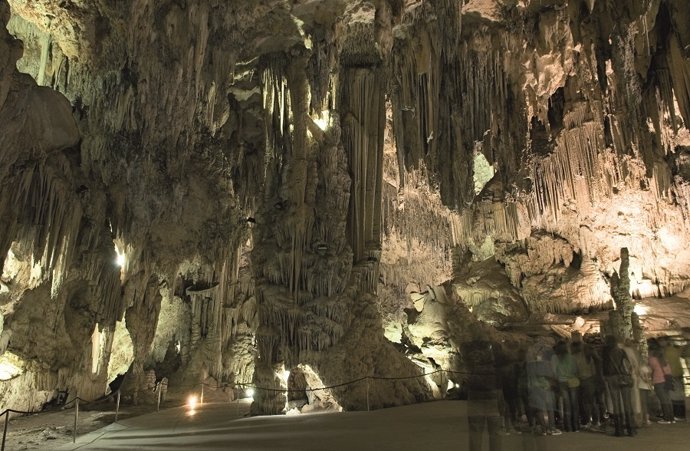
[{"left": 2, "top": 0, "right": 690, "bottom": 414}]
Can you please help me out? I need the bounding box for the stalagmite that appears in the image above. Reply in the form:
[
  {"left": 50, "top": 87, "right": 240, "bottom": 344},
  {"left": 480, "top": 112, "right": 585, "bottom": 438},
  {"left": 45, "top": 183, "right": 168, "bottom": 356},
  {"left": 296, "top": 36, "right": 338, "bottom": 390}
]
[{"left": 608, "top": 248, "right": 635, "bottom": 340}]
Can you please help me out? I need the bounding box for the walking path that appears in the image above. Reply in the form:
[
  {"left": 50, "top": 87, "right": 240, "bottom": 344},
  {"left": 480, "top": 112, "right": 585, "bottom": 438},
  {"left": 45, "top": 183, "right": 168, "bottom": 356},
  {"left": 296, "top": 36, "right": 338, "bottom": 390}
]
[{"left": 53, "top": 400, "right": 690, "bottom": 451}]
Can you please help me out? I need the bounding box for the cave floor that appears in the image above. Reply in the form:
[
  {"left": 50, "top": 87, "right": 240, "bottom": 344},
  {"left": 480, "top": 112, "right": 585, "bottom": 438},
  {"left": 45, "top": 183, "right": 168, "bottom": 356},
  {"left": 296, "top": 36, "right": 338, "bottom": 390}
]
[{"left": 4, "top": 399, "right": 686, "bottom": 450}]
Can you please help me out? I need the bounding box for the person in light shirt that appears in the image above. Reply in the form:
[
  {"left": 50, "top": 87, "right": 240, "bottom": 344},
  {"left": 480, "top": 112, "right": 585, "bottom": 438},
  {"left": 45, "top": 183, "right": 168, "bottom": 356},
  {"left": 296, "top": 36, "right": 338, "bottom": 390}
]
[{"left": 648, "top": 339, "right": 674, "bottom": 424}]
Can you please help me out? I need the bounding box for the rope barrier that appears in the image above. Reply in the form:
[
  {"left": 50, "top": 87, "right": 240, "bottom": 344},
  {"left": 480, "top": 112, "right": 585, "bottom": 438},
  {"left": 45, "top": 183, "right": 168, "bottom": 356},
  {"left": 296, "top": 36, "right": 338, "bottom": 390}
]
[
  {"left": 0, "top": 367, "right": 469, "bottom": 449},
  {"left": 230, "top": 368, "right": 470, "bottom": 394}
]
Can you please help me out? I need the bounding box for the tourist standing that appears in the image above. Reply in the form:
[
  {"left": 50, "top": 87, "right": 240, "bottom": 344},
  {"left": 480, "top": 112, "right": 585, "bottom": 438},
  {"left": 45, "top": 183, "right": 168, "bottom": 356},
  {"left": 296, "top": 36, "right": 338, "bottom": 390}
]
[
  {"left": 572, "top": 341, "right": 598, "bottom": 428},
  {"left": 649, "top": 340, "right": 674, "bottom": 423},
  {"left": 622, "top": 339, "right": 643, "bottom": 427},
  {"left": 551, "top": 340, "right": 579, "bottom": 432},
  {"left": 526, "top": 341, "right": 561, "bottom": 435},
  {"left": 662, "top": 337, "right": 686, "bottom": 421},
  {"left": 602, "top": 336, "right": 636, "bottom": 436},
  {"left": 462, "top": 330, "right": 503, "bottom": 451}
]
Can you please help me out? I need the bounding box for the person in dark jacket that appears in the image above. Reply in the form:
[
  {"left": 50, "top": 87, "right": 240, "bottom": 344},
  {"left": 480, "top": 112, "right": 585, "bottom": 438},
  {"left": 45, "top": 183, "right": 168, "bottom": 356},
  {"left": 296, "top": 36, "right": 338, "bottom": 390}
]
[
  {"left": 551, "top": 340, "right": 579, "bottom": 432},
  {"left": 462, "top": 333, "right": 503, "bottom": 451},
  {"left": 602, "top": 335, "right": 636, "bottom": 436}
]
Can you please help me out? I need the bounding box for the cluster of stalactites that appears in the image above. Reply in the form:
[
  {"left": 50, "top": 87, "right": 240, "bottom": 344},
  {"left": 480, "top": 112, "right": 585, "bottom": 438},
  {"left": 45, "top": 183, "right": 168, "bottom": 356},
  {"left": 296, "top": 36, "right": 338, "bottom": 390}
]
[
  {"left": 453, "top": 0, "right": 689, "bottom": 237},
  {"left": 391, "top": 3, "right": 485, "bottom": 210},
  {"left": 340, "top": 67, "right": 386, "bottom": 265},
  {"left": 0, "top": 159, "right": 123, "bottom": 327}
]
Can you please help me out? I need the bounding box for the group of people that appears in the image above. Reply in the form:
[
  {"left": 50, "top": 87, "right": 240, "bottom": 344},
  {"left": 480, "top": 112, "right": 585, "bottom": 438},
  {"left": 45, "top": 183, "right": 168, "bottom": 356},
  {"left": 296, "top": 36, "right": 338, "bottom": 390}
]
[{"left": 462, "top": 332, "right": 688, "bottom": 450}]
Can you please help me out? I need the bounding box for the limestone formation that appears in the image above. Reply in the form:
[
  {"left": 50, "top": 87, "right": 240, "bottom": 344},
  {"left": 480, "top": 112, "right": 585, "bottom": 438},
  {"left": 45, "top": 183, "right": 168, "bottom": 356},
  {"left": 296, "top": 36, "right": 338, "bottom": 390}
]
[{"left": 1, "top": 0, "right": 690, "bottom": 417}]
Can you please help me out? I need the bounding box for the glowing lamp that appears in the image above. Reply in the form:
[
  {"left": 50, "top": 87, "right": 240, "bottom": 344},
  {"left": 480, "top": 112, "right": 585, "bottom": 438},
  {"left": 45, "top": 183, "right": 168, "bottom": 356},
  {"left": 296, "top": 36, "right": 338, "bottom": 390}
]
[{"left": 187, "top": 395, "right": 199, "bottom": 410}]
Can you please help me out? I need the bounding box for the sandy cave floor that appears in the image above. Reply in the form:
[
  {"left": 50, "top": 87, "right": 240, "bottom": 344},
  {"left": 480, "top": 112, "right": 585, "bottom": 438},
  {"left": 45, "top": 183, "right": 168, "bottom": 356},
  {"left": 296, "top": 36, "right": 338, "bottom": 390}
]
[
  {"left": 3, "top": 398, "right": 689, "bottom": 450},
  {"left": 3, "top": 401, "right": 156, "bottom": 451}
]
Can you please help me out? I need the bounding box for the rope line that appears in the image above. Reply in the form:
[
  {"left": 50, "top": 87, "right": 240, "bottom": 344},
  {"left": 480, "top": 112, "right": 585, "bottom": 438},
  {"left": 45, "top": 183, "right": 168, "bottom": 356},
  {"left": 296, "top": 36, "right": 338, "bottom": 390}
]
[
  {"left": 231, "top": 368, "right": 468, "bottom": 393},
  {"left": 0, "top": 368, "right": 469, "bottom": 418}
]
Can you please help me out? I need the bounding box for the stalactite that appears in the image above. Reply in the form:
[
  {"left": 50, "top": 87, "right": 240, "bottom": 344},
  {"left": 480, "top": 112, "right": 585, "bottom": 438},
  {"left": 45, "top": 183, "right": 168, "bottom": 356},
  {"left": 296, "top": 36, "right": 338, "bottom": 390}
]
[
  {"left": 340, "top": 67, "right": 385, "bottom": 264},
  {"left": 0, "top": 162, "right": 83, "bottom": 298}
]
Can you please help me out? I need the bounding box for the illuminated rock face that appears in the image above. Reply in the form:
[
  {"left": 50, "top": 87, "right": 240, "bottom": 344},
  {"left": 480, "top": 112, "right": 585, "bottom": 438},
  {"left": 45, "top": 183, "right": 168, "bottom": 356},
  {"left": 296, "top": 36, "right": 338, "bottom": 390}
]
[{"left": 1, "top": 0, "right": 690, "bottom": 413}]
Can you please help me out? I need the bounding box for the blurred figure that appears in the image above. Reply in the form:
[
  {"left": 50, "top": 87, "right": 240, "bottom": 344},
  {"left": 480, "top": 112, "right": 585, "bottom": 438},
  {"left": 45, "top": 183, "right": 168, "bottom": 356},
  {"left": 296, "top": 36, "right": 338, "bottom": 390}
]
[
  {"left": 622, "top": 339, "right": 643, "bottom": 427},
  {"left": 526, "top": 342, "right": 560, "bottom": 436},
  {"left": 496, "top": 344, "right": 522, "bottom": 435},
  {"left": 462, "top": 333, "right": 503, "bottom": 451},
  {"left": 602, "top": 336, "right": 636, "bottom": 436},
  {"left": 661, "top": 337, "right": 686, "bottom": 421},
  {"left": 588, "top": 344, "right": 608, "bottom": 429},
  {"left": 517, "top": 347, "right": 531, "bottom": 428},
  {"left": 637, "top": 356, "right": 653, "bottom": 426},
  {"left": 551, "top": 340, "right": 579, "bottom": 432},
  {"left": 649, "top": 339, "right": 674, "bottom": 423},
  {"left": 572, "top": 341, "right": 598, "bottom": 429}
]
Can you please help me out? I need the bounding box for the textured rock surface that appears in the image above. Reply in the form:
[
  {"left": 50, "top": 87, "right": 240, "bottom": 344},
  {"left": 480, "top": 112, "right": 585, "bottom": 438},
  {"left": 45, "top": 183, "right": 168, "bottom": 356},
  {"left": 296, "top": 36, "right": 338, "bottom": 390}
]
[{"left": 1, "top": 0, "right": 690, "bottom": 415}]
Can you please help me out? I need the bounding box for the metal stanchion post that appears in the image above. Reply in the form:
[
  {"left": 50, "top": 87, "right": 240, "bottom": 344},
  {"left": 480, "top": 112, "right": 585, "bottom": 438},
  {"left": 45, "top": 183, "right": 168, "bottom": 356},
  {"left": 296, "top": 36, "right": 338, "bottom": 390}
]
[
  {"left": 200, "top": 384, "right": 204, "bottom": 405},
  {"left": 157, "top": 385, "right": 162, "bottom": 412},
  {"left": 73, "top": 398, "right": 80, "bottom": 444},
  {"left": 115, "top": 391, "right": 121, "bottom": 422},
  {"left": 1, "top": 411, "right": 9, "bottom": 451},
  {"left": 366, "top": 378, "right": 370, "bottom": 412}
]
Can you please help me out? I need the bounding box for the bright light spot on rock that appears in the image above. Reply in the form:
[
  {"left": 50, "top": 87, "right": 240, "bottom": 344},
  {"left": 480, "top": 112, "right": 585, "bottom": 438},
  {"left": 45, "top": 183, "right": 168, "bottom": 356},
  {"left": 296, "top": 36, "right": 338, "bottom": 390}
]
[
  {"left": 0, "top": 364, "right": 19, "bottom": 381},
  {"left": 115, "top": 249, "right": 126, "bottom": 267},
  {"left": 473, "top": 146, "right": 495, "bottom": 194},
  {"left": 313, "top": 110, "right": 331, "bottom": 131},
  {"left": 633, "top": 303, "right": 648, "bottom": 316},
  {"left": 0, "top": 353, "right": 23, "bottom": 381},
  {"left": 109, "top": 320, "right": 134, "bottom": 383},
  {"left": 1, "top": 248, "right": 18, "bottom": 280},
  {"left": 282, "top": 370, "right": 290, "bottom": 383},
  {"left": 91, "top": 323, "right": 104, "bottom": 374},
  {"left": 658, "top": 227, "right": 681, "bottom": 251},
  {"left": 246, "top": 388, "right": 255, "bottom": 399},
  {"left": 446, "top": 380, "right": 454, "bottom": 391}
]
